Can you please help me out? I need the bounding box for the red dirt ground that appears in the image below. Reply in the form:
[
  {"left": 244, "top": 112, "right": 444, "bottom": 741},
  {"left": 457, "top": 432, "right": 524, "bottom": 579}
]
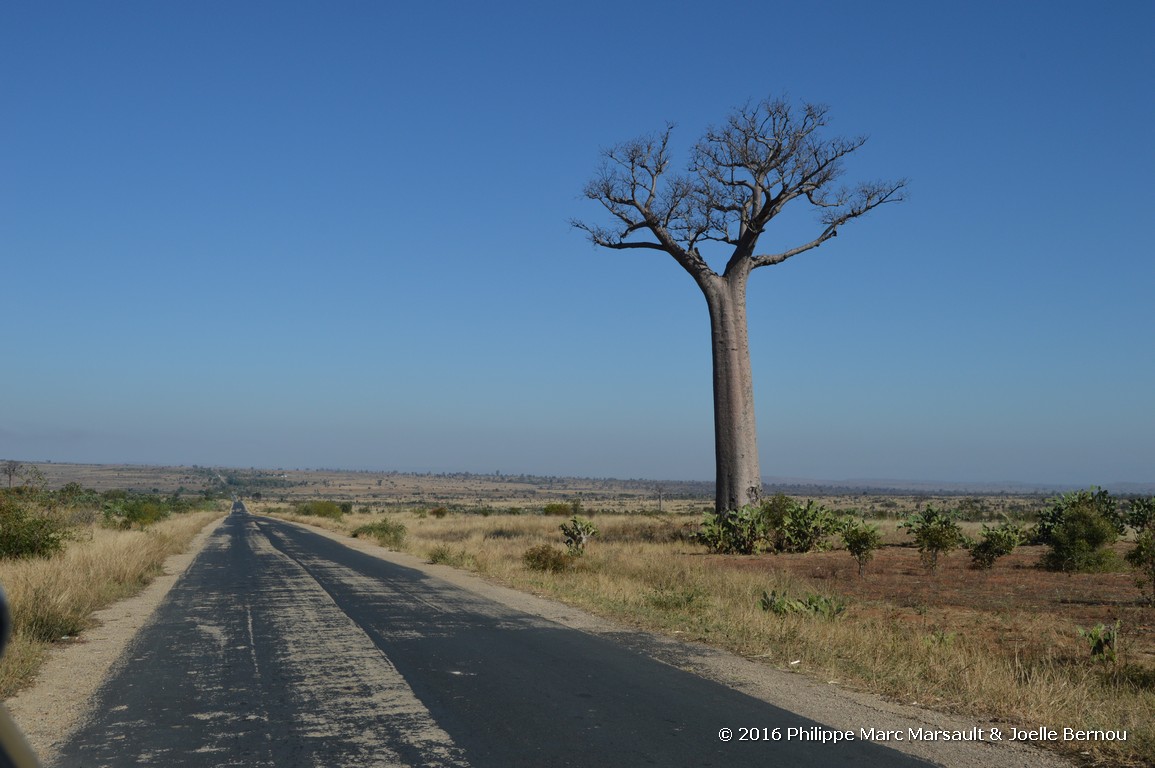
[{"left": 709, "top": 543, "right": 1155, "bottom": 666}]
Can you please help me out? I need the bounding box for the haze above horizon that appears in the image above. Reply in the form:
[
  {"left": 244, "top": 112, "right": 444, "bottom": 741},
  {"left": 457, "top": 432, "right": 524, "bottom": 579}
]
[{"left": 2, "top": 2, "right": 1152, "bottom": 487}]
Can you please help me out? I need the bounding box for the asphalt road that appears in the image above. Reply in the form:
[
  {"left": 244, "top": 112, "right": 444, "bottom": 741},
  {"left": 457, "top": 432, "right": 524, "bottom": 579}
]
[{"left": 53, "top": 509, "right": 935, "bottom": 767}]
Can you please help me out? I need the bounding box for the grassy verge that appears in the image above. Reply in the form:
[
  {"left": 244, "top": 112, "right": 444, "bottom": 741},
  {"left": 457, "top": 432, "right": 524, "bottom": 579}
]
[
  {"left": 261, "top": 505, "right": 1154, "bottom": 766},
  {"left": 0, "top": 510, "right": 223, "bottom": 698}
]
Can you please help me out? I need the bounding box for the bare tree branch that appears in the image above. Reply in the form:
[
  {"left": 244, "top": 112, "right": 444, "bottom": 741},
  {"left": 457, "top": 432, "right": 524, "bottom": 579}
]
[
  {"left": 573, "top": 95, "right": 905, "bottom": 281},
  {"left": 751, "top": 178, "right": 907, "bottom": 268}
]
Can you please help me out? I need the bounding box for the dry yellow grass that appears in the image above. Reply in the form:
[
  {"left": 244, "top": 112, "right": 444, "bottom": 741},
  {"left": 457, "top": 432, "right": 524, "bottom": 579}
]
[
  {"left": 0, "top": 510, "right": 223, "bottom": 697},
  {"left": 261, "top": 508, "right": 1154, "bottom": 766}
]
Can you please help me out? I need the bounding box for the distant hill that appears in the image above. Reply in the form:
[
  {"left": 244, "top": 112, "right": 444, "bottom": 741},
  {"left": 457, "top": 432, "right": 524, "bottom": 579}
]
[
  {"left": 761, "top": 476, "right": 1155, "bottom": 496},
  {"left": 18, "top": 460, "right": 1155, "bottom": 498}
]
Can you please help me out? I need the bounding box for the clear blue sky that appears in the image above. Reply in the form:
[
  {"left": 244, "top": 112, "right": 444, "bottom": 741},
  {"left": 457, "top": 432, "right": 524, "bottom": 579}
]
[{"left": 2, "top": 1, "right": 1152, "bottom": 486}]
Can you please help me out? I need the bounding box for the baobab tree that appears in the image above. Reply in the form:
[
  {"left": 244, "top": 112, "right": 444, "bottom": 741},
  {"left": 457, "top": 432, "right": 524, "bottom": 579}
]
[
  {"left": 574, "top": 96, "right": 905, "bottom": 512},
  {"left": 3, "top": 460, "right": 21, "bottom": 489}
]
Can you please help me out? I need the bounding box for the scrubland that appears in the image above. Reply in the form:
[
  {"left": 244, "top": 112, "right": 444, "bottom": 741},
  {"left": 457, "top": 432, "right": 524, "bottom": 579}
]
[
  {"left": 0, "top": 505, "right": 222, "bottom": 697},
  {"left": 4, "top": 462, "right": 1152, "bottom": 765}
]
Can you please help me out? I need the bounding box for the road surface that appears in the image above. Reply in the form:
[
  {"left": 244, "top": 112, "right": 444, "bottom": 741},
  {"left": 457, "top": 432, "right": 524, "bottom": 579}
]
[{"left": 53, "top": 507, "right": 934, "bottom": 767}]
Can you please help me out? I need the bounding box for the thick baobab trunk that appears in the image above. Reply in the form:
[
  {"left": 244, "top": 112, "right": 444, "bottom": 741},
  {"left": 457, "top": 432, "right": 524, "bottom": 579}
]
[{"left": 700, "top": 271, "right": 762, "bottom": 512}]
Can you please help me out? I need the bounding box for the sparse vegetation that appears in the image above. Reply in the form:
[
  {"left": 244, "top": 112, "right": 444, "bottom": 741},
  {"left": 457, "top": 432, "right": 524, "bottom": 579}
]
[
  {"left": 1078, "top": 621, "right": 1120, "bottom": 664},
  {"left": 1034, "top": 487, "right": 1123, "bottom": 543},
  {"left": 1127, "top": 496, "right": 1155, "bottom": 533},
  {"left": 759, "top": 590, "right": 846, "bottom": 619},
  {"left": 776, "top": 499, "right": 842, "bottom": 554},
  {"left": 0, "top": 505, "right": 222, "bottom": 697},
  {"left": 294, "top": 499, "right": 349, "bottom": 520},
  {"left": 522, "top": 544, "right": 571, "bottom": 572},
  {"left": 696, "top": 495, "right": 842, "bottom": 555},
  {"left": 542, "top": 501, "right": 575, "bottom": 516},
  {"left": 696, "top": 505, "right": 765, "bottom": 554},
  {"left": 559, "top": 516, "right": 598, "bottom": 556},
  {"left": 240, "top": 483, "right": 1155, "bottom": 767},
  {"left": 351, "top": 519, "right": 406, "bottom": 548},
  {"left": 428, "top": 544, "right": 472, "bottom": 567},
  {"left": 0, "top": 496, "right": 65, "bottom": 560},
  {"left": 1038, "top": 489, "right": 1121, "bottom": 573},
  {"left": 1126, "top": 529, "right": 1155, "bottom": 604},
  {"left": 840, "top": 518, "right": 882, "bottom": 577},
  {"left": 968, "top": 519, "right": 1023, "bottom": 570},
  {"left": 900, "top": 504, "right": 966, "bottom": 571}
]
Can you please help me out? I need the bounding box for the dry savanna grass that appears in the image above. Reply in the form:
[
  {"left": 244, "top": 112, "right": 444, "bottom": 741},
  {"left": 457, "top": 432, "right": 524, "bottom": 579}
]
[
  {"left": 260, "top": 506, "right": 1155, "bottom": 767},
  {"left": 0, "top": 510, "right": 222, "bottom": 698}
]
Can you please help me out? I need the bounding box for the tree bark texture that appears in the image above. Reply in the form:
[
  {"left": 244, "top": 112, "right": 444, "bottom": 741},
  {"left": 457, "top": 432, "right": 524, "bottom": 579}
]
[{"left": 701, "top": 271, "right": 762, "bottom": 512}]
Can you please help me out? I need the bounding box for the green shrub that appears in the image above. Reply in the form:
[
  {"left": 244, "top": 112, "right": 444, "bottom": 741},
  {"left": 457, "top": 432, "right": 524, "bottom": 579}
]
[
  {"left": 759, "top": 589, "right": 846, "bottom": 619},
  {"left": 1126, "top": 529, "right": 1155, "bottom": 604},
  {"left": 758, "top": 493, "right": 794, "bottom": 552},
  {"left": 840, "top": 518, "right": 882, "bottom": 577},
  {"left": 969, "top": 519, "right": 1023, "bottom": 570},
  {"left": 295, "top": 500, "right": 345, "bottom": 519},
  {"left": 542, "top": 502, "right": 574, "bottom": 516},
  {"left": 1033, "top": 487, "right": 1123, "bottom": 544},
  {"left": 1078, "top": 621, "right": 1120, "bottom": 664},
  {"left": 1127, "top": 496, "right": 1155, "bottom": 533},
  {"left": 900, "top": 505, "right": 966, "bottom": 572},
  {"left": 559, "top": 516, "right": 598, "bottom": 556},
  {"left": 55, "top": 481, "right": 98, "bottom": 508},
  {"left": 696, "top": 506, "right": 767, "bottom": 554},
  {"left": 778, "top": 499, "right": 842, "bottom": 553},
  {"left": 101, "top": 495, "right": 172, "bottom": 530},
  {"left": 352, "top": 519, "right": 406, "bottom": 548},
  {"left": 1040, "top": 502, "right": 1119, "bottom": 572},
  {"left": 697, "top": 495, "right": 842, "bottom": 555},
  {"left": 0, "top": 498, "right": 65, "bottom": 559},
  {"left": 522, "top": 544, "right": 571, "bottom": 572},
  {"left": 428, "top": 544, "right": 472, "bottom": 567}
]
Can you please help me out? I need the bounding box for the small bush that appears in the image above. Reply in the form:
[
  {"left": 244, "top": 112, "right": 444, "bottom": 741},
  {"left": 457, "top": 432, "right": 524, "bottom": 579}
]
[
  {"left": 99, "top": 493, "right": 189, "bottom": 530},
  {"left": 1033, "top": 487, "right": 1123, "bottom": 544},
  {"left": 900, "top": 505, "right": 966, "bottom": 572},
  {"left": 969, "top": 519, "right": 1023, "bottom": 570},
  {"left": 560, "top": 516, "right": 598, "bottom": 556},
  {"left": 1040, "top": 503, "right": 1119, "bottom": 572},
  {"left": 698, "top": 495, "right": 842, "bottom": 555},
  {"left": 522, "top": 544, "right": 571, "bottom": 572},
  {"left": 352, "top": 519, "right": 406, "bottom": 548},
  {"left": 696, "top": 506, "right": 767, "bottom": 554},
  {"left": 840, "top": 518, "right": 882, "bottom": 577},
  {"left": 428, "top": 545, "right": 472, "bottom": 567},
  {"left": 429, "top": 506, "right": 449, "bottom": 518},
  {"left": 757, "top": 493, "right": 794, "bottom": 552},
  {"left": 1078, "top": 621, "right": 1120, "bottom": 664},
  {"left": 1127, "top": 496, "right": 1155, "bottom": 533},
  {"left": 542, "top": 502, "right": 574, "bottom": 516},
  {"left": 778, "top": 499, "right": 842, "bottom": 553},
  {"left": 295, "top": 500, "right": 345, "bottom": 520},
  {"left": 0, "top": 498, "right": 65, "bottom": 559},
  {"left": 1126, "top": 529, "right": 1155, "bottom": 604},
  {"left": 759, "top": 590, "right": 846, "bottom": 619}
]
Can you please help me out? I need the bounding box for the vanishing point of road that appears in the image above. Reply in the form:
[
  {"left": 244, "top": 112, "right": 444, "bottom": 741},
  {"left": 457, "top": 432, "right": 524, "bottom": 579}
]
[{"left": 53, "top": 506, "right": 933, "bottom": 767}]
